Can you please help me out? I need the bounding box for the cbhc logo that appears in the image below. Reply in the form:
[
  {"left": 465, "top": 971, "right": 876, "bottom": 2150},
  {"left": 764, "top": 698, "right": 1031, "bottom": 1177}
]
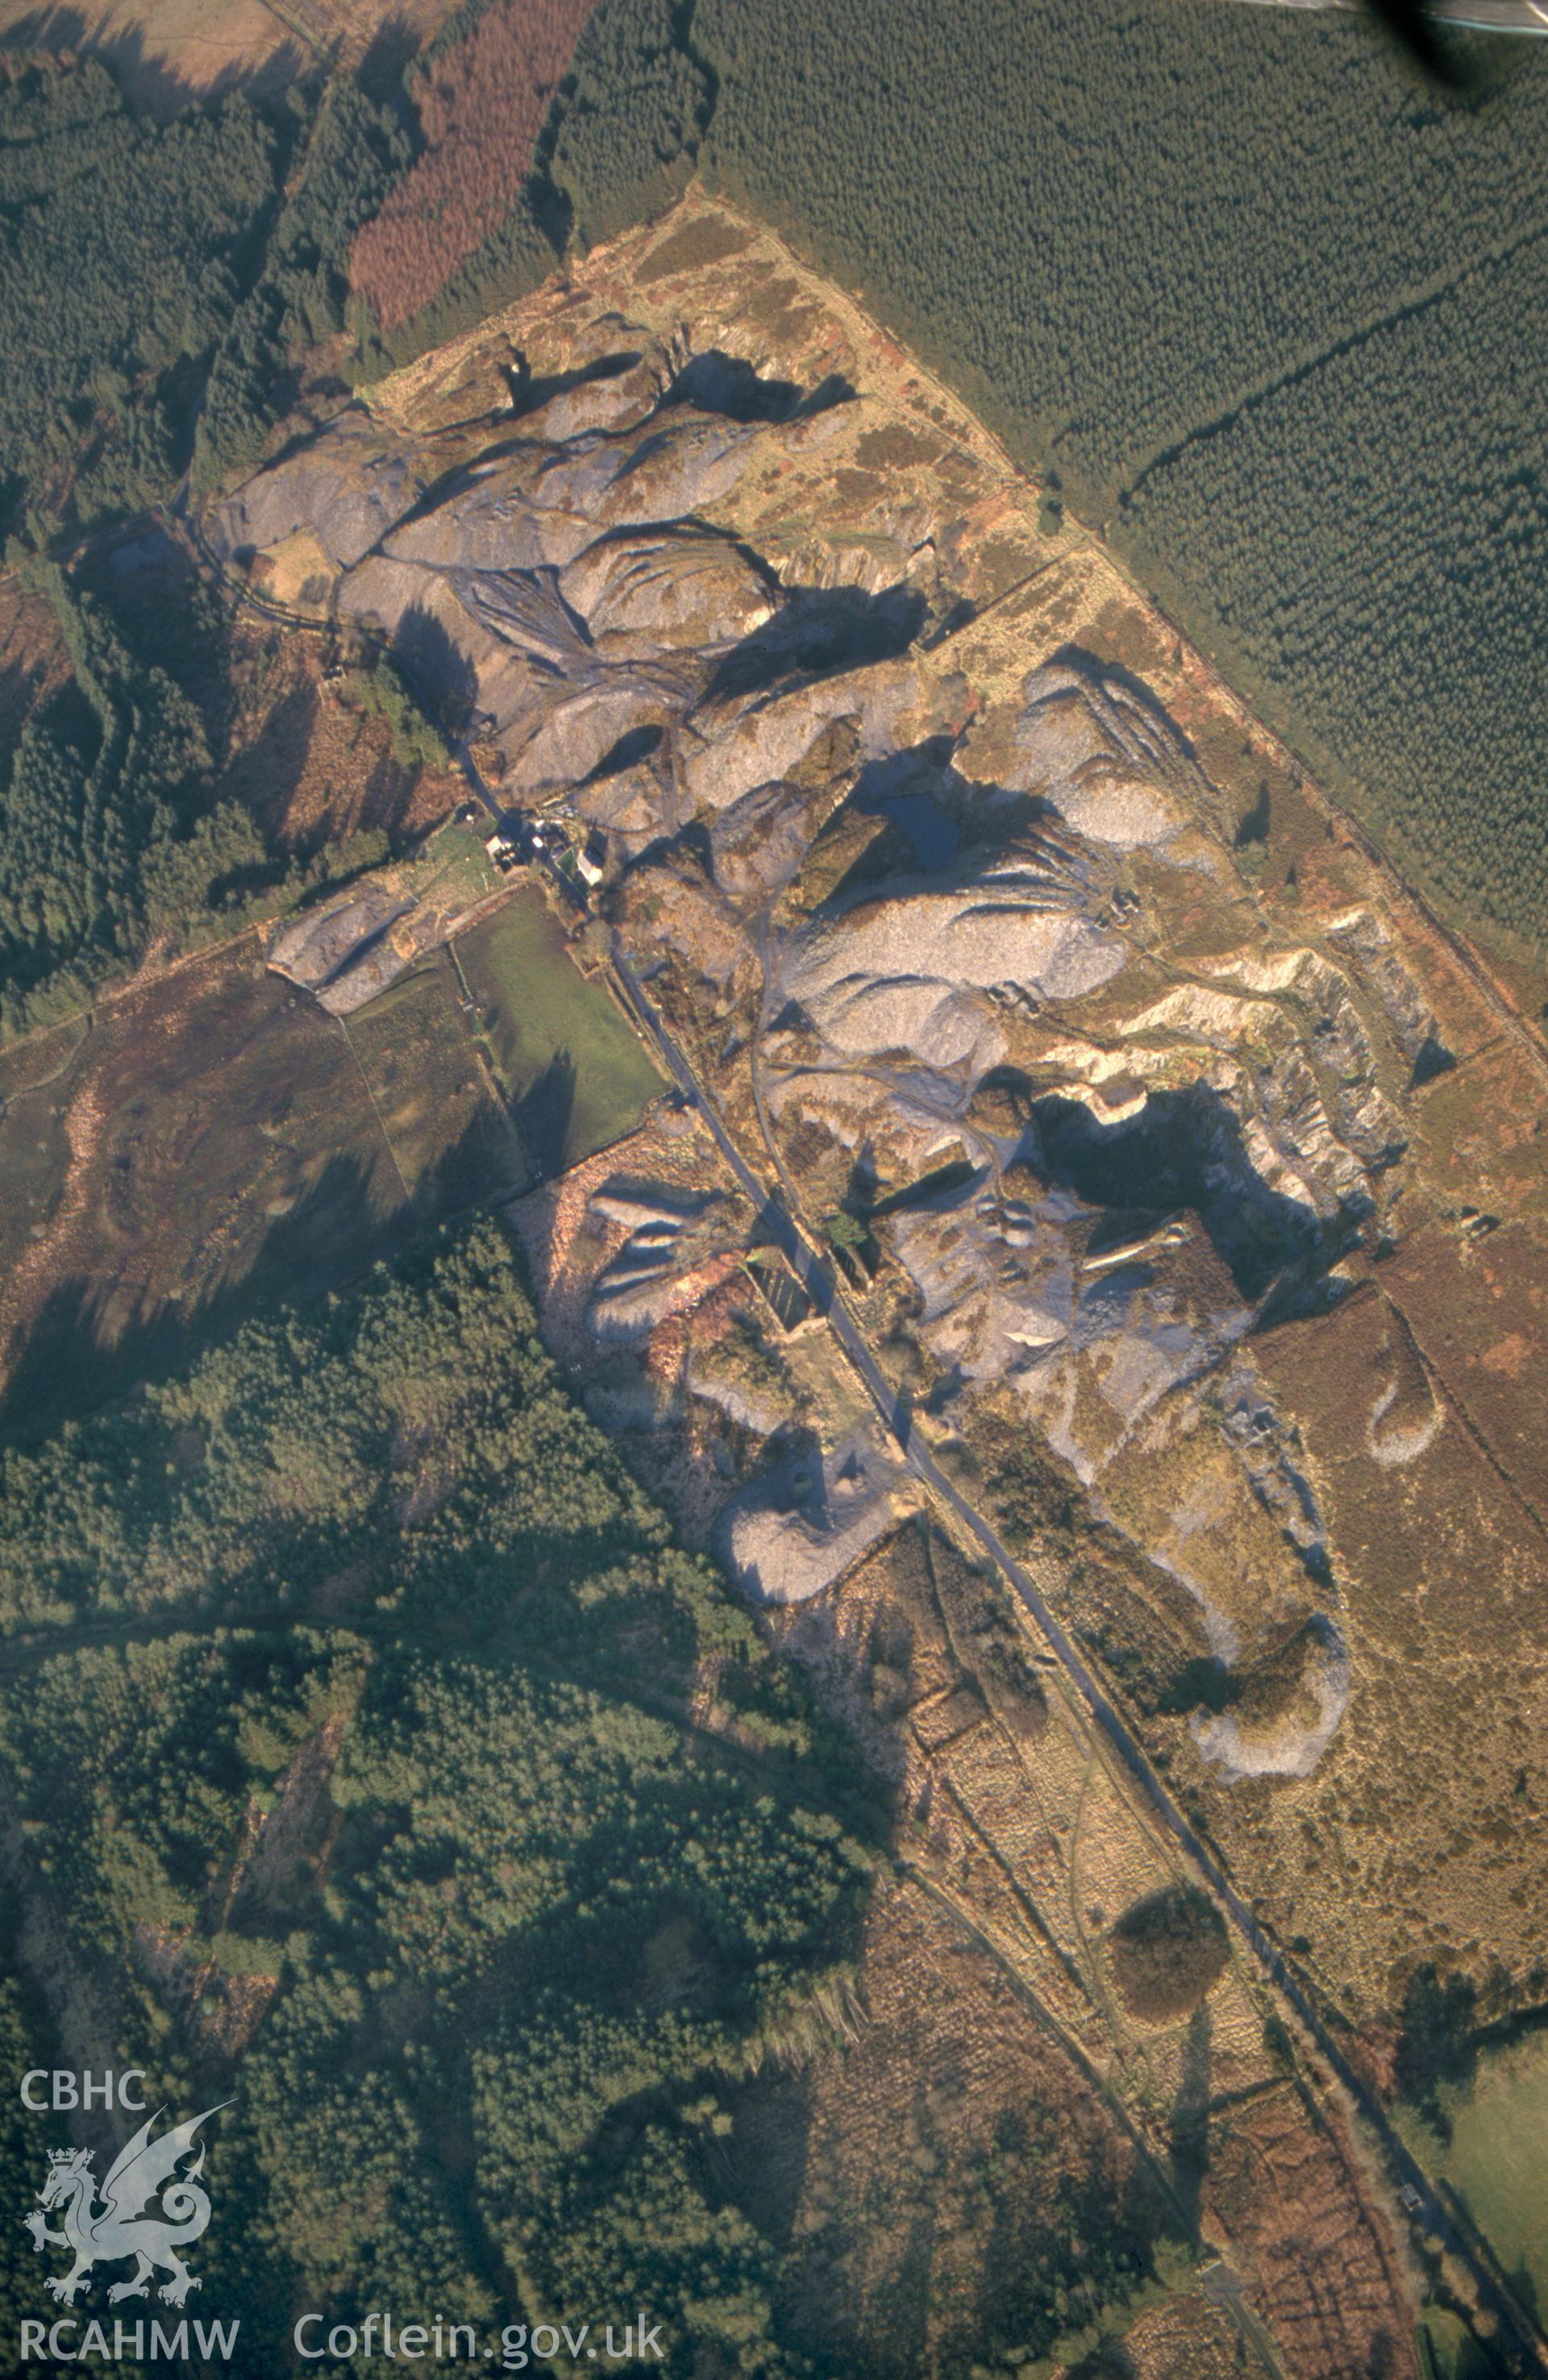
[{"left": 19, "top": 2072, "right": 147, "bottom": 2111}]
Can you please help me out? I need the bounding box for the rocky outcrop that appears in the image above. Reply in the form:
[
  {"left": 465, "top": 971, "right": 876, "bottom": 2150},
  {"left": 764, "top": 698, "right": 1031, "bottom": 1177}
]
[
  {"left": 583, "top": 1180, "right": 735, "bottom": 1341},
  {"left": 214, "top": 202, "right": 1469, "bottom": 1792},
  {"left": 206, "top": 412, "right": 432, "bottom": 572},
  {"left": 780, "top": 837, "right": 1124, "bottom": 1074},
  {"left": 715, "top": 1437, "right": 905, "bottom": 1604},
  {"left": 1004, "top": 658, "right": 1198, "bottom": 850},
  {"left": 561, "top": 527, "right": 777, "bottom": 652}
]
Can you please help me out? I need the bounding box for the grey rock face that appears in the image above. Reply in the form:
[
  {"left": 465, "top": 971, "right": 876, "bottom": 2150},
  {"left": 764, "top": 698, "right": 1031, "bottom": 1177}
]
[
  {"left": 215, "top": 294, "right": 1425, "bottom": 1795},
  {"left": 714, "top": 1438, "right": 904, "bottom": 1605},
  {"left": 207, "top": 412, "right": 429, "bottom": 570}
]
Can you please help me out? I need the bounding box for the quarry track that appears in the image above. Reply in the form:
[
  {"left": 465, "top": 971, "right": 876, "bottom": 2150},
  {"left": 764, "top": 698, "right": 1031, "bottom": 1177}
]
[
  {"left": 607, "top": 942, "right": 1548, "bottom": 2380},
  {"left": 901, "top": 1855, "right": 1289, "bottom": 2380}
]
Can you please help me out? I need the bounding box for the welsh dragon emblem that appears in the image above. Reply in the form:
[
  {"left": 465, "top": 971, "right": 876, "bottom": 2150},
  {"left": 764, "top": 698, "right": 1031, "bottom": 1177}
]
[{"left": 23, "top": 2103, "right": 229, "bottom": 2308}]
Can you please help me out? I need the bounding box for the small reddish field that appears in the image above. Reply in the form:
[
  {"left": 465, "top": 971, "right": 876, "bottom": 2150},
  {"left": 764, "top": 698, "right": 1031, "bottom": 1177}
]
[{"left": 349, "top": 0, "right": 597, "bottom": 331}]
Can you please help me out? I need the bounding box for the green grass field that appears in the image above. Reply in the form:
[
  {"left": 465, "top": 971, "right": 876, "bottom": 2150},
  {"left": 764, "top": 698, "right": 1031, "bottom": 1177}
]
[
  {"left": 342, "top": 951, "right": 526, "bottom": 1213},
  {"left": 395, "top": 818, "right": 502, "bottom": 919},
  {"left": 1417, "top": 2307, "right": 1497, "bottom": 2380},
  {"left": 1407, "top": 2033, "right": 1548, "bottom": 2324},
  {"left": 453, "top": 887, "right": 663, "bottom": 1178}
]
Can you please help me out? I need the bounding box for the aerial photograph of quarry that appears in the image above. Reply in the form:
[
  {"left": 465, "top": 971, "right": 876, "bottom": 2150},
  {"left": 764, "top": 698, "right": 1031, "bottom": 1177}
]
[{"left": 1, "top": 0, "right": 1546, "bottom": 2373}]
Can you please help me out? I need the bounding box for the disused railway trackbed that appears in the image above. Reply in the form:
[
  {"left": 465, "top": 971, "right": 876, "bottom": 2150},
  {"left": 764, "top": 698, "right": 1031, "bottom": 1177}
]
[{"left": 607, "top": 941, "right": 1548, "bottom": 2379}]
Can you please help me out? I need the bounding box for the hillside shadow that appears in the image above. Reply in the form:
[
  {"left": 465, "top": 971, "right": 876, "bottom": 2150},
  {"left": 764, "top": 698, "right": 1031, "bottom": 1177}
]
[
  {"left": 391, "top": 601, "right": 479, "bottom": 736},
  {"left": 966, "top": 2132, "right": 1171, "bottom": 2377},
  {"left": 507, "top": 347, "right": 645, "bottom": 418},
  {"left": 1030, "top": 1083, "right": 1364, "bottom": 1303},
  {"left": 510, "top": 1046, "right": 576, "bottom": 1180},
  {"left": 0, "top": 1101, "right": 517, "bottom": 1449},
  {"left": 581, "top": 720, "right": 664, "bottom": 784},
  {"left": 356, "top": 13, "right": 422, "bottom": 115},
  {"left": 1168, "top": 2005, "right": 1212, "bottom": 2229},
  {"left": 665, "top": 349, "right": 856, "bottom": 426},
  {"left": 847, "top": 742, "right": 961, "bottom": 867},
  {"left": 0, "top": 6, "right": 304, "bottom": 119},
  {"left": 705, "top": 580, "right": 927, "bottom": 702},
  {"left": 217, "top": 676, "right": 318, "bottom": 839},
  {"left": 813, "top": 735, "right": 963, "bottom": 909},
  {"left": 1396, "top": 1962, "right": 1479, "bottom": 2132}
]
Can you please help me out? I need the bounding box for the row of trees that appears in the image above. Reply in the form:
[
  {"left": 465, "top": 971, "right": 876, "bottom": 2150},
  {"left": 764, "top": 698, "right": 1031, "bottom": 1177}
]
[
  {"left": 0, "top": 564, "right": 231, "bottom": 1026},
  {"left": 193, "top": 81, "right": 410, "bottom": 491}
]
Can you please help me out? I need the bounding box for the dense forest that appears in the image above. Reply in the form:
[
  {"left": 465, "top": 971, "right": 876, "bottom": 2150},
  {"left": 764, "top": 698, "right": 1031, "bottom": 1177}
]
[
  {"left": 0, "top": 1217, "right": 1196, "bottom": 2370},
  {"left": 0, "top": 1973, "right": 56, "bottom": 2339},
  {"left": 0, "top": 59, "right": 271, "bottom": 543},
  {"left": 0, "top": 52, "right": 406, "bottom": 536},
  {"left": 193, "top": 81, "right": 410, "bottom": 492},
  {"left": 0, "top": 564, "right": 384, "bottom": 1038},
  {"left": 1, "top": 1626, "right": 870, "bottom": 2370},
  {"left": 0, "top": 1220, "right": 887, "bottom": 2370},
  {"left": 0, "top": 1216, "right": 751, "bottom": 1650},
  {"left": 0, "top": 54, "right": 420, "bottom": 1036}
]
